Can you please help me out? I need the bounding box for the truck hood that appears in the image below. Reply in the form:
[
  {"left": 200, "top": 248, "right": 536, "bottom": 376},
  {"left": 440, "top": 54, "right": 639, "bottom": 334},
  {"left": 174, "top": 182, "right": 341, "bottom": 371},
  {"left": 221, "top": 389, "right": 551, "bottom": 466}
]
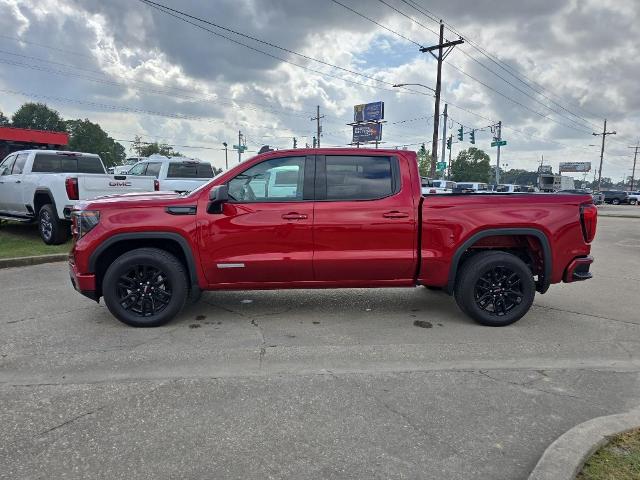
[{"left": 75, "top": 191, "right": 190, "bottom": 210}]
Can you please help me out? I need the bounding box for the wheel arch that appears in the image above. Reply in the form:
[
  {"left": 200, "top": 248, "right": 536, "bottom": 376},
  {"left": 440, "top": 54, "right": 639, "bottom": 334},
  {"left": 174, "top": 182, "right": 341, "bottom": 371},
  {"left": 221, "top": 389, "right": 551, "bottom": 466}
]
[
  {"left": 446, "top": 228, "right": 552, "bottom": 295},
  {"left": 33, "top": 188, "right": 56, "bottom": 215},
  {"left": 89, "top": 232, "right": 199, "bottom": 296}
]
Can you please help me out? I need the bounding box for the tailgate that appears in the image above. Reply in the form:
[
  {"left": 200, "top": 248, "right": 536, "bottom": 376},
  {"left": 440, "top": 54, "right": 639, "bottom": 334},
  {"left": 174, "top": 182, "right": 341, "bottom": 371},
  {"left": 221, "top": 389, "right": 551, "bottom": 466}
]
[{"left": 77, "top": 174, "right": 156, "bottom": 200}]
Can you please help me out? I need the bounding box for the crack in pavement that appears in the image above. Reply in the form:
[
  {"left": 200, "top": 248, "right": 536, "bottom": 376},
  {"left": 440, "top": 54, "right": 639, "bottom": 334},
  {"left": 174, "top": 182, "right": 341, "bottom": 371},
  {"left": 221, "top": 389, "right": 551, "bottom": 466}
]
[
  {"left": 5, "top": 305, "right": 98, "bottom": 325},
  {"left": 533, "top": 304, "right": 639, "bottom": 326},
  {"left": 251, "top": 319, "right": 267, "bottom": 368}
]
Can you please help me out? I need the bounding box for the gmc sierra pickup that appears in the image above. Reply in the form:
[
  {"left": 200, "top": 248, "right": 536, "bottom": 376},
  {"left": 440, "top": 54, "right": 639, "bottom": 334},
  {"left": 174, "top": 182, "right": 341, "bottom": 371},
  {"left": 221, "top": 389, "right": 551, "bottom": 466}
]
[{"left": 69, "top": 148, "right": 597, "bottom": 328}]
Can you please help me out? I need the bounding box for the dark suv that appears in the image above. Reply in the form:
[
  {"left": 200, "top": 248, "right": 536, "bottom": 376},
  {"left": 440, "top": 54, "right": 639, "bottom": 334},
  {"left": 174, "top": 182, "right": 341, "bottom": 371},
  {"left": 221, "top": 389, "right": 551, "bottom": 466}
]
[{"left": 603, "top": 191, "right": 630, "bottom": 205}]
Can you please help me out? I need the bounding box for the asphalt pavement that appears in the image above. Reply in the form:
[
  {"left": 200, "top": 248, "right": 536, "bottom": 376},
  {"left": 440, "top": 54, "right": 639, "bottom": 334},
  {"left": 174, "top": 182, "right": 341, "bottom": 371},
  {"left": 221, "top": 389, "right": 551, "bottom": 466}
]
[{"left": 1, "top": 216, "right": 640, "bottom": 479}]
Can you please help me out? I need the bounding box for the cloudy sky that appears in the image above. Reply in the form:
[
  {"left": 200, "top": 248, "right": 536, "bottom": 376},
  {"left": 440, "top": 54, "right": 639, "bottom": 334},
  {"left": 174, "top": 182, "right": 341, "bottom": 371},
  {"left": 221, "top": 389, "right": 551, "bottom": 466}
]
[{"left": 1, "top": 0, "right": 638, "bottom": 181}]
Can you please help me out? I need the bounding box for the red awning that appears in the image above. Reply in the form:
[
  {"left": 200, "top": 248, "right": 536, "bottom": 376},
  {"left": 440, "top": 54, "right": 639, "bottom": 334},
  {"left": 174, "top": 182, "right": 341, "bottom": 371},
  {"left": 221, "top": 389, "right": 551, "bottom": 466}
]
[{"left": 0, "top": 126, "right": 69, "bottom": 146}]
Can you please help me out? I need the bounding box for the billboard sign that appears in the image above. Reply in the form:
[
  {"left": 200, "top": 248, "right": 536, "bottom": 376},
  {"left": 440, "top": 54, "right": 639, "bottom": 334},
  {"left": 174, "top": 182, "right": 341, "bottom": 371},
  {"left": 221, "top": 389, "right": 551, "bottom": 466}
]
[
  {"left": 354, "top": 101, "right": 384, "bottom": 122},
  {"left": 352, "top": 123, "right": 382, "bottom": 143},
  {"left": 559, "top": 161, "right": 591, "bottom": 172},
  {"left": 538, "top": 165, "right": 553, "bottom": 174}
]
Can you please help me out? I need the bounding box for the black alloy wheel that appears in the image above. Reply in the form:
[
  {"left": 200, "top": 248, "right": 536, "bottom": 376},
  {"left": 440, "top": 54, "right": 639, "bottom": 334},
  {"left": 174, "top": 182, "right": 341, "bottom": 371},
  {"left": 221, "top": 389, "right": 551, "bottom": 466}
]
[
  {"left": 116, "top": 264, "right": 172, "bottom": 317},
  {"left": 473, "top": 266, "right": 524, "bottom": 317},
  {"left": 454, "top": 251, "right": 535, "bottom": 327},
  {"left": 102, "top": 248, "right": 188, "bottom": 327}
]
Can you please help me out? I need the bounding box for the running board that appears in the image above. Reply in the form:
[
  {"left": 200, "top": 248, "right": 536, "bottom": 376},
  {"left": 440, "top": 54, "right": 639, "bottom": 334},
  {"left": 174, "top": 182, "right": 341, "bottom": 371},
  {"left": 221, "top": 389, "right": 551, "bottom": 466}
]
[{"left": 0, "top": 214, "right": 34, "bottom": 223}]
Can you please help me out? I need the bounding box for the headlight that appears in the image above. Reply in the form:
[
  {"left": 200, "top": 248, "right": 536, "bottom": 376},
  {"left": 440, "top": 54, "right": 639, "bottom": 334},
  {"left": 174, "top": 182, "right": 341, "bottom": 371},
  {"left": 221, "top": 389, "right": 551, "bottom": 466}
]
[{"left": 72, "top": 210, "right": 100, "bottom": 239}]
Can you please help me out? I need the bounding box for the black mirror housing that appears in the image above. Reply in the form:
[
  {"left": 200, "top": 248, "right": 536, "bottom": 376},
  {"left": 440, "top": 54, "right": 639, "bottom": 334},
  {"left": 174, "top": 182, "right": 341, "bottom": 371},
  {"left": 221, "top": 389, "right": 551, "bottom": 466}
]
[{"left": 207, "top": 185, "right": 229, "bottom": 214}]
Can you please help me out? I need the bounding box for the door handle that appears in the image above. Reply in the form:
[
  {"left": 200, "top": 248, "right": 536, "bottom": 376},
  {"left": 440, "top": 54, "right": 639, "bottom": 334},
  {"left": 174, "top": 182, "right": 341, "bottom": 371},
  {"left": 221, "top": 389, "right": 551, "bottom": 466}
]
[
  {"left": 14, "top": 180, "right": 21, "bottom": 184},
  {"left": 282, "top": 212, "right": 308, "bottom": 220},
  {"left": 383, "top": 211, "right": 409, "bottom": 219}
]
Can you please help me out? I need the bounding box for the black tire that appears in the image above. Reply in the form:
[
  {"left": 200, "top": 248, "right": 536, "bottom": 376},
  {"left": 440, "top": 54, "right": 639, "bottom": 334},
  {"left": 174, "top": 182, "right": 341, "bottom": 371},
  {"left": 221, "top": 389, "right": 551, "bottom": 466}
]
[
  {"left": 612, "top": 198, "right": 620, "bottom": 205},
  {"left": 454, "top": 251, "right": 535, "bottom": 327},
  {"left": 38, "top": 204, "right": 69, "bottom": 245},
  {"left": 630, "top": 199, "right": 637, "bottom": 206},
  {"left": 102, "top": 248, "right": 188, "bottom": 327}
]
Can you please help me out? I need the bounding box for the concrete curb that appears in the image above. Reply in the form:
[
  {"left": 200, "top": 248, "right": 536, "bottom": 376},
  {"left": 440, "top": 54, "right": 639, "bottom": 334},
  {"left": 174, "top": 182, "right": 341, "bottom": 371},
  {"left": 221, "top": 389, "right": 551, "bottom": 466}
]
[
  {"left": 528, "top": 406, "right": 640, "bottom": 480},
  {"left": 598, "top": 214, "right": 640, "bottom": 219},
  {"left": 0, "top": 253, "right": 68, "bottom": 269}
]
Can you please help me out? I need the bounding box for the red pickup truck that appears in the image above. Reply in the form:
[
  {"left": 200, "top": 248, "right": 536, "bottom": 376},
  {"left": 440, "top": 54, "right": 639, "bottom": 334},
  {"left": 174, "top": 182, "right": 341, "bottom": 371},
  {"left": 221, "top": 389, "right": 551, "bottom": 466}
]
[{"left": 69, "top": 148, "right": 597, "bottom": 328}]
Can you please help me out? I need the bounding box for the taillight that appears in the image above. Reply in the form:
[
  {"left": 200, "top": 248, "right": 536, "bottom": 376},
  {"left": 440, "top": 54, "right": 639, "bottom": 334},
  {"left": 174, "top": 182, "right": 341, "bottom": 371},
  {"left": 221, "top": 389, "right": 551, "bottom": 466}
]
[
  {"left": 580, "top": 203, "right": 598, "bottom": 243},
  {"left": 65, "top": 177, "right": 79, "bottom": 200},
  {"left": 154, "top": 179, "right": 160, "bottom": 191}
]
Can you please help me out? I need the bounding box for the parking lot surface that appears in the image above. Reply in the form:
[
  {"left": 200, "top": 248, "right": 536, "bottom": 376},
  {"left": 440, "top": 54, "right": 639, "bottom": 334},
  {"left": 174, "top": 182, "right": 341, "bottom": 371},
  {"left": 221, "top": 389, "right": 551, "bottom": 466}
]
[{"left": 1, "top": 216, "right": 640, "bottom": 479}]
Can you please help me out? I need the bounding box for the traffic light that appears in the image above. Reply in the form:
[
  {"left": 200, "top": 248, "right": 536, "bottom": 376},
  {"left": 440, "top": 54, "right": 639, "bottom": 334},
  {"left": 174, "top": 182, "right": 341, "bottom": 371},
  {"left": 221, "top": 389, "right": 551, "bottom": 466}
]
[
  {"left": 446, "top": 137, "right": 452, "bottom": 150},
  {"left": 469, "top": 129, "right": 475, "bottom": 144},
  {"left": 457, "top": 125, "right": 463, "bottom": 141}
]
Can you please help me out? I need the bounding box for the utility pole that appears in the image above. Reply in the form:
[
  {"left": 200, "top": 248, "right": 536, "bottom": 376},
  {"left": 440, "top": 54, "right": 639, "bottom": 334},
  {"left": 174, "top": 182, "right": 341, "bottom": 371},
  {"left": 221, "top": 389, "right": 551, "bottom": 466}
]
[
  {"left": 447, "top": 134, "right": 453, "bottom": 180},
  {"left": 233, "top": 130, "right": 247, "bottom": 163},
  {"left": 628, "top": 143, "right": 639, "bottom": 191},
  {"left": 293, "top": 137, "right": 297, "bottom": 149},
  {"left": 311, "top": 105, "right": 324, "bottom": 148},
  {"left": 222, "top": 142, "right": 228, "bottom": 170},
  {"left": 495, "top": 121, "right": 502, "bottom": 185},
  {"left": 592, "top": 119, "right": 616, "bottom": 192},
  {"left": 440, "top": 103, "right": 448, "bottom": 180},
  {"left": 419, "top": 21, "right": 463, "bottom": 177}
]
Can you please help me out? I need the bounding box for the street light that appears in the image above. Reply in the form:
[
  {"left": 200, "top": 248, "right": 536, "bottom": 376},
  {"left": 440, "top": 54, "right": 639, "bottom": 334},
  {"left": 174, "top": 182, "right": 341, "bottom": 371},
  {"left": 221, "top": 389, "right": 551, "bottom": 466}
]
[
  {"left": 222, "top": 142, "right": 228, "bottom": 170},
  {"left": 392, "top": 83, "right": 436, "bottom": 92}
]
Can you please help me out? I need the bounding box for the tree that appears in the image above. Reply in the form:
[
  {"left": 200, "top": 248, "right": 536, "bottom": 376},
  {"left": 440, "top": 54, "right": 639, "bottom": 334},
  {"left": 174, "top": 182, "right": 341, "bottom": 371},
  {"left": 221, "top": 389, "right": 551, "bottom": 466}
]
[
  {"left": 450, "top": 147, "right": 492, "bottom": 183},
  {"left": 416, "top": 144, "right": 431, "bottom": 177},
  {"left": 11, "top": 102, "right": 67, "bottom": 132},
  {"left": 66, "top": 119, "right": 126, "bottom": 167},
  {"left": 0, "top": 111, "right": 9, "bottom": 126},
  {"left": 132, "top": 136, "right": 182, "bottom": 158}
]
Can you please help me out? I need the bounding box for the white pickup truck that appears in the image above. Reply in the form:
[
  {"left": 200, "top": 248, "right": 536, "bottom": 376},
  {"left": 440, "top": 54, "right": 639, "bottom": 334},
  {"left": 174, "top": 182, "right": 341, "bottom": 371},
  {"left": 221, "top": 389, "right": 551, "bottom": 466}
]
[
  {"left": 0, "top": 150, "right": 155, "bottom": 244},
  {"left": 126, "top": 155, "right": 215, "bottom": 193},
  {"left": 421, "top": 178, "right": 456, "bottom": 194}
]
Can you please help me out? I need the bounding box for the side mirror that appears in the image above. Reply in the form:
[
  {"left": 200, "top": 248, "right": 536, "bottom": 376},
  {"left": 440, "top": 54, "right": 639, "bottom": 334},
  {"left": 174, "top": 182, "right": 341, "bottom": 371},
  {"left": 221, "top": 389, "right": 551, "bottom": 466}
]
[{"left": 207, "top": 185, "right": 229, "bottom": 214}]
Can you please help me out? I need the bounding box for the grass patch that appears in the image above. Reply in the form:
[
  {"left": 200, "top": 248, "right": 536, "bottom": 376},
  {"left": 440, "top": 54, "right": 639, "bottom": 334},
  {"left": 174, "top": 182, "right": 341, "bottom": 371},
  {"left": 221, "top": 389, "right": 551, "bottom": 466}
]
[
  {"left": 0, "top": 221, "right": 71, "bottom": 259},
  {"left": 577, "top": 428, "right": 640, "bottom": 480}
]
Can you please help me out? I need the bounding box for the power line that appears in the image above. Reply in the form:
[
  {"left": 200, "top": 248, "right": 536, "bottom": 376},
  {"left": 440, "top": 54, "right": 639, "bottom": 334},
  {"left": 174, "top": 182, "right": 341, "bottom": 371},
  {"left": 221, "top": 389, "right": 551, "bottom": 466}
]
[
  {"left": 138, "top": 0, "right": 429, "bottom": 97},
  {"left": 328, "top": 0, "right": 423, "bottom": 47}
]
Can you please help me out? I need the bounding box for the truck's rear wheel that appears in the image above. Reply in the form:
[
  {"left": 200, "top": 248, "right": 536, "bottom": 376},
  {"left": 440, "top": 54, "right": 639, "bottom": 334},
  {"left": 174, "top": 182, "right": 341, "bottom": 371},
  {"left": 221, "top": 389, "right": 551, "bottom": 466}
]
[
  {"left": 454, "top": 251, "right": 535, "bottom": 327},
  {"left": 102, "top": 248, "right": 188, "bottom": 327},
  {"left": 38, "top": 204, "right": 69, "bottom": 245}
]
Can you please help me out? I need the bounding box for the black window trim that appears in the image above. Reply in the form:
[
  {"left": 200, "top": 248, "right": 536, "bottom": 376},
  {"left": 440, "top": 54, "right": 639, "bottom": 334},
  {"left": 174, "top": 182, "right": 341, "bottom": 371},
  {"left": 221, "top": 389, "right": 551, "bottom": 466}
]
[
  {"left": 225, "top": 155, "right": 315, "bottom": 204},
  {"left": 11, "top": 153, "right": 28, "bottom": 175},
  {"left": 314, "top": 154, "right": 401, "bottom": 202}
]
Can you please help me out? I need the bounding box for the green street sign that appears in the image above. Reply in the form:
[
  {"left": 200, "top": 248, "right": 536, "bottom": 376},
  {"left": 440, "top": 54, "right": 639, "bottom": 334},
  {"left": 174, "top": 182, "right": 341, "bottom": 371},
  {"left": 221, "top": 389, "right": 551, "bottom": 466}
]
[
  {"left": 436, "top": 161, "right": 447, "bottom": 171},
  {"left": 491, "top": 140, "right": 507, "bottom": 147},
  {"left": 233, "top": 145, "right": 247, "bottom": 152}
]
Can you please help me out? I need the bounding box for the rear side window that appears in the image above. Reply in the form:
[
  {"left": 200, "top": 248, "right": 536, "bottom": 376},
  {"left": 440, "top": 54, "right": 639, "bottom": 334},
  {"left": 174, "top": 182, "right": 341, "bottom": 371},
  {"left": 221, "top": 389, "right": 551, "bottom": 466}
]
[
  {"left": 325, "top": 156, "right": 395, "bottom": 200},
  {"left": 12, "top": 153, "right": 28, "bottom": 174},
  {"left": 167, "top": 162, "right": 214, "bottom": 178},
  {"left": 31, "top": 154, "right": 104, "bottom": 173},
  {"left": 145, "top": 162, "right": 162, "bottom": 178},
  {"left": 0, "top": 155, "right": 16, "bottom": 176}
]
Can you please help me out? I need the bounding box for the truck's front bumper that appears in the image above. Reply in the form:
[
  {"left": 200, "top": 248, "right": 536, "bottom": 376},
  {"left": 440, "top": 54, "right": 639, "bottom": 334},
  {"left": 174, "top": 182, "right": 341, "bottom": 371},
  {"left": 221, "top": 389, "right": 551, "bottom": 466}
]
[
  {"left": 563, "top": 256, "right": 593, "bottom": 283},
  {"left": 69, "top": 255, "right": 98, "bottom": 301}
]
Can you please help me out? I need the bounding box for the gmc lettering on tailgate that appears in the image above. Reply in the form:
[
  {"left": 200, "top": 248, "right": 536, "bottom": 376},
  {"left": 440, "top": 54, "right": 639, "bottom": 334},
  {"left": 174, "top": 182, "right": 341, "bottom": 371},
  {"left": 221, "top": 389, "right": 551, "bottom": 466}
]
[{"left": 109, "top": 181, "right": 132, "bottom": 187}]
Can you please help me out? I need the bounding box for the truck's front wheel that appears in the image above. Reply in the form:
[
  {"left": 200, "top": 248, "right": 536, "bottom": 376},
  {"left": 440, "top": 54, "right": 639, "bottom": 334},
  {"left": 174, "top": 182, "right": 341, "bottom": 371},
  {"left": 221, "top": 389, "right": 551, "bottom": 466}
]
[
  {"left": 454, "top": 251, "right": 535, "bottom": 327},
  {"left": 38, "top": 204, "right": 69, "bottom": 245},
  {"left": 102, "top": 248, "right": 188, "bottom": 327}
]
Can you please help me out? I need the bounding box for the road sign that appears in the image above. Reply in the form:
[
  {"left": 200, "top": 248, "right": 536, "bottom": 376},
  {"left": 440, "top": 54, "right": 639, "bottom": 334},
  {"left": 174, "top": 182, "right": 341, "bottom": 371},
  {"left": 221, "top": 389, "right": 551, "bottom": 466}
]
[
  {"left": 233, "top": 144, "right": 247, "bottom": 152},
  {"left": 436, "top": 161, "right": 447, "bottom": 171},
  {"left": 491, "top": 140, "right": 507, "bottom": 147},
  {"left": 354, "top": 102, "right": 384, "bottom": 122},
  {"left": 559, "top": 161, "right": 591, "bottom": 172},
  {"left": 352, "top": 123, "right": 382, "bottom": 143}
]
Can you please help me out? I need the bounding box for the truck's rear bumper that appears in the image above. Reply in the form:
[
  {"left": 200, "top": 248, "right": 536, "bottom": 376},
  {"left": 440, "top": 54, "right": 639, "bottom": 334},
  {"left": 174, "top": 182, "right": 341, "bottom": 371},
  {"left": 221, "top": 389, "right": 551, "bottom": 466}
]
[
  {"left": 69, "top": 256, "right": 98, "bottom": 301},
  {"left": 563, "top": 255, "right": 593, "bottom": 283}
]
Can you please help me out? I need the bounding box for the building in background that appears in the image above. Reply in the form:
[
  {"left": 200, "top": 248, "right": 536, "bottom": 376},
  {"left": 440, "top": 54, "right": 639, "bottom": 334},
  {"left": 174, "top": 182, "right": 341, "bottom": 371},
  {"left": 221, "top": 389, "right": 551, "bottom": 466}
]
[{"left": 0, "top": 126, "right": 69, "bottom": 158}]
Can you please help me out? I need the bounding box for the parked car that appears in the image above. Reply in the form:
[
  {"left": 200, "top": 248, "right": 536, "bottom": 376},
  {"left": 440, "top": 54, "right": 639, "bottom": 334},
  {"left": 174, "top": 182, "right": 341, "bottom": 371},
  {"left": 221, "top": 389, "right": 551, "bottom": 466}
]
[
  {"left": 421, "top": 178, "right": 455, "bottom": 194},
  {"left": 0, "top": 150, "right": 155, "bottom": 244},
  {"left": 111, "top": 157, "right": 145, "bottom": 175},
  {"left": 628, "top": 191, "right": 640, "bottom": 205},
  {"left": 69, "top": 148, "right": 596, "bottom": 329},
  {"left": 455, "top": 182, "right": 491, "bottom": 193},
  {"left": 496, "top": 184, "right": 523, "bottom": 193},
  {"left": 602, "top": 191, "right": 630, "bottom": 205},
  {"left": 126, "top": 155, "right": 215, "bottom": 193}
]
